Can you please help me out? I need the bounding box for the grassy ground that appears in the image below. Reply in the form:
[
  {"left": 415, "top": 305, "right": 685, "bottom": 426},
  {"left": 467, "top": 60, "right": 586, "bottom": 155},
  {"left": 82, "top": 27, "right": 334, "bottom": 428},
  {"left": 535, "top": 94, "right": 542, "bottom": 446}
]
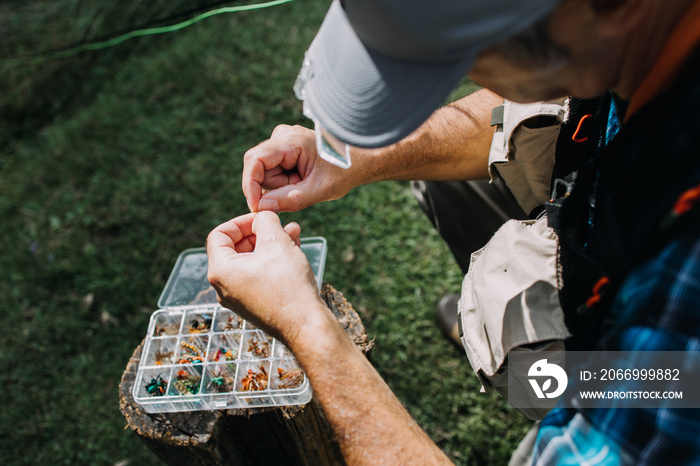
[{"left": 0, "top": 1, "right": 530, "bottom": 464}]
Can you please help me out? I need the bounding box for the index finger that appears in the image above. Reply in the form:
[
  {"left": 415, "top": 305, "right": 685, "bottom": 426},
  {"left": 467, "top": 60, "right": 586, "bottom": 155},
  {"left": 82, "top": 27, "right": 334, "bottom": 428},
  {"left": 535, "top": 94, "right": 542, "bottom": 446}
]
[
  {"left": 242, "top": 143, "right": 297, "bottom": 212},
  {"left": 242, "top": 149, "right": 266, "bottom": 212},
  {"left": 206, "top": 212, "right": 257, "bottom": 256}
]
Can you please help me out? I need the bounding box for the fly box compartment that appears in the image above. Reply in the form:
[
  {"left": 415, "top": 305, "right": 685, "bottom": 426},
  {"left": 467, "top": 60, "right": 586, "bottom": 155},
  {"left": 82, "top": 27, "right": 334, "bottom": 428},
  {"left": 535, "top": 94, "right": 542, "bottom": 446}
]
[{"left": 132, "top": 237, "right": 327, "bottom": 413}]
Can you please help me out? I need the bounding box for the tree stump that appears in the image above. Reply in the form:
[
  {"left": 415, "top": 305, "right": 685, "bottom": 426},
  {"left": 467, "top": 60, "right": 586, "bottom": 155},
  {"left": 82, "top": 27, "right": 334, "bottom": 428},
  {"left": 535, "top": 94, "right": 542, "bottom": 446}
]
[{"left": 119, "top": 283, "right": 372, "bottom": 466}]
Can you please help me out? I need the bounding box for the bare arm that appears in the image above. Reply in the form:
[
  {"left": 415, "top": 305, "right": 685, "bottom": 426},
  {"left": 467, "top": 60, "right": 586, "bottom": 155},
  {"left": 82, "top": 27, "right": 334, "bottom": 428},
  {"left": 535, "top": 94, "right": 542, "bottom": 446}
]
[
  {"left": 346, "top": 88, "right": 500, "bottom": 185},
  {"left": 242, "top": 88, "right": 501, "bottom": 212},
  {"left": 293, "top": 305, "right": 452, "bottom": 465},
  {"left": 207, "top": 212, "right": 453, "bottom": 465}
]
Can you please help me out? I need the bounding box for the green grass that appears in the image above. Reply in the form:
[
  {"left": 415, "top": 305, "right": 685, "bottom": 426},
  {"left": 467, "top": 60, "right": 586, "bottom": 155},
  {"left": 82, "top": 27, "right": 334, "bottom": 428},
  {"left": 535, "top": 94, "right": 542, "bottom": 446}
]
[{"left": 0, "top": 1, "right": 530, "bottom": 464}]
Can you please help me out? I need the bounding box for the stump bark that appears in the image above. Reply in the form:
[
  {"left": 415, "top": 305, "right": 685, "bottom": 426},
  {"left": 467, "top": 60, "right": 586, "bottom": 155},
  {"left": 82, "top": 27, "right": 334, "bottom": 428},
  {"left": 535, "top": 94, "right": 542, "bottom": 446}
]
[{"left": 119, "top": 283, "right": 372, "bottom": 466}]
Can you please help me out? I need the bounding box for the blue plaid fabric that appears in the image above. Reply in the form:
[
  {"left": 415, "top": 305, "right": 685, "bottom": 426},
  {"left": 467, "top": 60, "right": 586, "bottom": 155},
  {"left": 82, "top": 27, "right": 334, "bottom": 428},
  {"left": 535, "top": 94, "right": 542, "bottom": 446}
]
[{"left": 531, "top": 231, "right": 700, "bottom": 465}]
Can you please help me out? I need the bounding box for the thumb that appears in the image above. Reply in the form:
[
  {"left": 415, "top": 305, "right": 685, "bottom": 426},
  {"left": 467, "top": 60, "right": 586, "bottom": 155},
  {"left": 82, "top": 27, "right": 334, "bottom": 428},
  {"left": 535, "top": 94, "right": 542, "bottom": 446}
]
[
  {"left": 251, "top": 211, "right": 291, "bottom": 251},
  {"left": 259, "top": 181, "right": 316, "bottom": 213}
]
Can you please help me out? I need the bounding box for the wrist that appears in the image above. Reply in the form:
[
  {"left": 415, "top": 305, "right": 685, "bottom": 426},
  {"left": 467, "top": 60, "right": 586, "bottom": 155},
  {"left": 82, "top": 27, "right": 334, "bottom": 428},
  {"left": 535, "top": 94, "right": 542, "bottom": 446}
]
[{"left": 283, "top": 299, "right": 355, "bottom": 367}]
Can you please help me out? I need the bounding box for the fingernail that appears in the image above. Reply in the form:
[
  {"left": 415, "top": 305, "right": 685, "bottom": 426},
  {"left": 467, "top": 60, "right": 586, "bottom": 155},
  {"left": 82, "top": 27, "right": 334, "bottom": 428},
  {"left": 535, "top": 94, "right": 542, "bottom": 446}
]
[{"left": 258, "top": 199, "right": 279, "bottom": 213}]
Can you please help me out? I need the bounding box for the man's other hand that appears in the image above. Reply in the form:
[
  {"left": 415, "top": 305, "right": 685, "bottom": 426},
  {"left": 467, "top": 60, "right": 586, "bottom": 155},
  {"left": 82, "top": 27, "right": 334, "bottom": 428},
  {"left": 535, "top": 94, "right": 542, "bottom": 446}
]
[{"left": 242, "top": 125, "right": 353, "bottom": 213}]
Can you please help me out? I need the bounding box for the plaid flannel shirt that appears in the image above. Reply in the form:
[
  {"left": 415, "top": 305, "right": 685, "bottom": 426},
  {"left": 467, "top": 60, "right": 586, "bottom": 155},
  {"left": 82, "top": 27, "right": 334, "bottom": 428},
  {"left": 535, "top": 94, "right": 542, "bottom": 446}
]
[{"left": 531, "top": 231, "right": 700, "bottom": 465}]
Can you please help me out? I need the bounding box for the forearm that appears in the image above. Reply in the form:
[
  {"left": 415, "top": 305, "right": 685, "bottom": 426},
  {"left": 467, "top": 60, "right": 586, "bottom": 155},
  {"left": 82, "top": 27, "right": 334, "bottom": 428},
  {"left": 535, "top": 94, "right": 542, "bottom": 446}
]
[
  {"left": 347, "top": 88, "right": 502, "bottom": 186},
  {"left": 287, "top": 302, "right": 452, "bottom": 465},
  {"left": 207, "top": 213, "right": 452, "bottom": 462}
]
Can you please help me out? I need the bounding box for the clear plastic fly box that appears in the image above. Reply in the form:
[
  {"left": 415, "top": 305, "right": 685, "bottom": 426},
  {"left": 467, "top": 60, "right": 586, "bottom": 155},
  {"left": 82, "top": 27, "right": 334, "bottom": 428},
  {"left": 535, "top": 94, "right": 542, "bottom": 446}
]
[{"left": 132, "top": 237, "right": 327, "bottom": 413}]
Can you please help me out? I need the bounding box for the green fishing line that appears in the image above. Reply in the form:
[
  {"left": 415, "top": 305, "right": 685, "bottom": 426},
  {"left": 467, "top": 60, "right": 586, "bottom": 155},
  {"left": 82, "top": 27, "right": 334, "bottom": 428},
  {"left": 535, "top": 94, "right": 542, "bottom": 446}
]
[{"left": 9, "top": 0, "right": 294, "bottom": 63}]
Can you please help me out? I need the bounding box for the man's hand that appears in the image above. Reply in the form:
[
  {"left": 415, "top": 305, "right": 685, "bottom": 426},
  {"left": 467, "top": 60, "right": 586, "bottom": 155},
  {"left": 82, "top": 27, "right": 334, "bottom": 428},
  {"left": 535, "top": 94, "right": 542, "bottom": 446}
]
[
  {"left": 206, "top": 211, "right": 453, "bottom": 465},
  {"left": 242, "top": 125, "right": 354, "bottom": 213},
  {"left": 242, "top": 90, "right": 501, "bottom": 213},
  {"left": 206, "top": 211, "right": 325, "bottom": 344}
]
